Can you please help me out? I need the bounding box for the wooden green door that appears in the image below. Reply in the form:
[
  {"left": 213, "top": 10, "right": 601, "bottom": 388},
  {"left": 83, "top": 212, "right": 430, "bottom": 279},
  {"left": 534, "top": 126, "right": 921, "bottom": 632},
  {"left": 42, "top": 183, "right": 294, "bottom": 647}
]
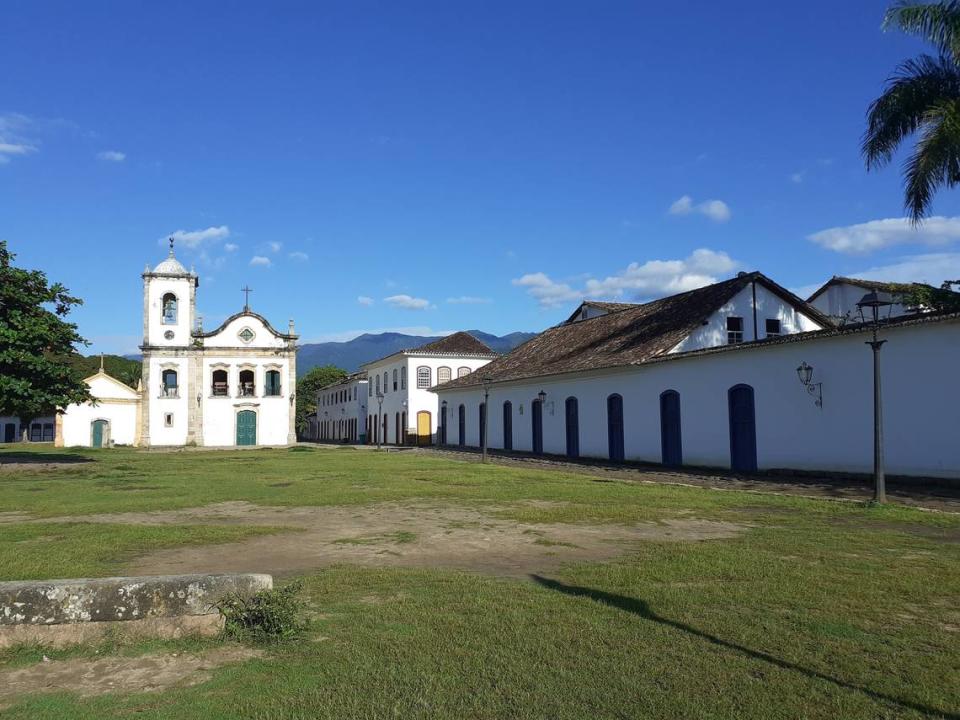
[
  {"left": 92, "top": 420, "right": 107, "bottom": 448},
  {"left": 236, "top": 410, "right": 257, "bottom": 446}
]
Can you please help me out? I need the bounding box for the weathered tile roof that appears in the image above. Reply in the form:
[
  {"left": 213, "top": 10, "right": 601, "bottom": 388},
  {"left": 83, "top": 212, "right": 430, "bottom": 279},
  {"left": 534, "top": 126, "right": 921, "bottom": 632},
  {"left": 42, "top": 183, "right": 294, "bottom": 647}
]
[
  {"left": 411, "top": 331, "right": 496, "bottom": 356},
  {"left": 436, "top": 272, "right": 828, "bottom": 390},
  {"left": 563, "top": 300, "right": 640, "bottom": 324}
]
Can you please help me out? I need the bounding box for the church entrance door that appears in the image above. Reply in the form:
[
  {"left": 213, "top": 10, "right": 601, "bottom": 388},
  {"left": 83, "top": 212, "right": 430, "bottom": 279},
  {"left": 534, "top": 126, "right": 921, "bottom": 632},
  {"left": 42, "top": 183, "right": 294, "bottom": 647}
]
[
  {"left": 236, "top": 410, "right": 257, "bottom": 446},
  {"left": 91, "top": 420, "right": 108, "bottom": 448}
]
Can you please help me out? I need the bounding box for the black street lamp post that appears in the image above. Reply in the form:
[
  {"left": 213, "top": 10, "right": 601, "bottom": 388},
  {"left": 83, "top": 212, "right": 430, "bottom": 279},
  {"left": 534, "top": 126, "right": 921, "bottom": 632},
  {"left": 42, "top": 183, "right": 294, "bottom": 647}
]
[
  {"left": 481, "top": 377, "right": 492, "bottom": 463},
  {"left": 857, "top": 291, "right": 893, "bottom": 504},
  {"left": 376, "top": 390, "right": 384, "bottom": 450}
]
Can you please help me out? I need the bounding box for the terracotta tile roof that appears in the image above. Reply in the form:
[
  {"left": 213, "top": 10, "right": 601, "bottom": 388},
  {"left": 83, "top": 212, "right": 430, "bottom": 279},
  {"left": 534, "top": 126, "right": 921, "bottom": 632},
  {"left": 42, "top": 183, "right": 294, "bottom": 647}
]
[
  {"left": 563, "top": 300, "right": 640, "bottom": 324},
  {"left": 436, "top": 272, "right": 829, "bottom": 390},
  {"left": 409, "top": 331, "right": 497, "bottom": 356}
]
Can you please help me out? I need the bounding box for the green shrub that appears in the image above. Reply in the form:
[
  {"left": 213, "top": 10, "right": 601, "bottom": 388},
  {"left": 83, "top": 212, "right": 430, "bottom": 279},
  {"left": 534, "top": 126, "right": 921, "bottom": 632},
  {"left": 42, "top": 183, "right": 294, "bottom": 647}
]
[{"left": 216, "top": 580, "right": 305, "bottom": 643}]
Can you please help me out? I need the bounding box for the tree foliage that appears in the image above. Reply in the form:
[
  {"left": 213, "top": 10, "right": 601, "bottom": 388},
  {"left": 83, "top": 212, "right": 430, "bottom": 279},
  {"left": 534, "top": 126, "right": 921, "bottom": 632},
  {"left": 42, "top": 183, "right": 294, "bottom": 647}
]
[
  {"left": 296, "top": 364, "right": 348, "bottom": 434},
  {"left": 903, "top": 279, "right": 960, "bottom": 311},
  {"left": 865, "top": 2, "right": 960, "bottom": 221},
  {"left": 59, "top": 354, "right": 142, "bottom": 390},
  {"left": 0, "top": 241, "right": 92, "bottom": 427}
]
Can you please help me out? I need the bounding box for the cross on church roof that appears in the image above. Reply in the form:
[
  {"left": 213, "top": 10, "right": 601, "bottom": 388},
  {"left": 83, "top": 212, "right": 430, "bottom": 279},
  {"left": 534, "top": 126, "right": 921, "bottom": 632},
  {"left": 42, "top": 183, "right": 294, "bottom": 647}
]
[{"left": 241, "top": 285, "right": 253, "bottom": 311}]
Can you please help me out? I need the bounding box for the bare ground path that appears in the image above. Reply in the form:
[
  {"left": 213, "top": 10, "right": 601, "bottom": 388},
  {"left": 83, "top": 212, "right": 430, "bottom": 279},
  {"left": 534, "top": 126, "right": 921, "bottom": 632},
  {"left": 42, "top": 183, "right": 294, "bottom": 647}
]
[{"left": 1, "top": 501, "right": 745, "bottom": 579}]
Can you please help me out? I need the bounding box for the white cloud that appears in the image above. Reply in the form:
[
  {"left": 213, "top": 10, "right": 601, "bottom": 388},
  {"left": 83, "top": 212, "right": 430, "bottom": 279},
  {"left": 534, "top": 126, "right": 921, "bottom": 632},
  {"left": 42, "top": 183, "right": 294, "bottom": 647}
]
[
  {"left": 808, "top": 216, "right": 960, "bottom": 254},
  {"left": 357, "top": 296, "right": 375, "bottom": 306},
  {"left": 668, "top": 195, "right": 731, "bottom": 223},
  {"left": 288, "top": 251, "right": 309, "bottom": 262},
  {"left": 224, "top": 243, "right": 238, "bottom": 252},
  {"left": 790, "top": 171, "right": 804, "bottom": 184},
  {"left": 250, "top": 255, "right": 272, "bottom": 267},
  {"left": 269, "top": 241, "right": 282, "bottom": 253},
  {"left": 96, "top": 150, "right": 126, "bottom": 162},
  {"left": 841, "top": 252, "right": 960, "bottom": 285},
  {"left": 446, "top": 296, "right": 492, "bottom": 304},
  {"left": 513, "top": 248, "right": 738, "bottom": 308},
  {"left": 161, "top": 225, "right": 231, "bottom": 249},
  {"left": 0, "top": 113, "right": 37, "bottom": 163},
  {"left": 384, "top": 294, "right": 434, "bottom": 310}
]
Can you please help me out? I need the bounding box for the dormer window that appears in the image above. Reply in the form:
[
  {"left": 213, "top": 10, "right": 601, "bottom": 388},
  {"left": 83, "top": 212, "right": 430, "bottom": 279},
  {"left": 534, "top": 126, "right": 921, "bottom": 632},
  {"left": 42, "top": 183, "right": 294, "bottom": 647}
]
[
  {"left": 765, "top": 318, "right": 782, "bottom": 337},
  {"left": 162, "top": 293, "right": 178, "bottom": 325},
  {"left": 727, "top": 317, "right": 744, "bottom": 344}
]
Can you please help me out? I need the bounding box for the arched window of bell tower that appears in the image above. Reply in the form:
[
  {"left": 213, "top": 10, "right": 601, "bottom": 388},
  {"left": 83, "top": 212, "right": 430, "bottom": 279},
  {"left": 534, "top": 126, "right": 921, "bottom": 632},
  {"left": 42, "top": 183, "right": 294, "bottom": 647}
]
[{"left": 162, "top": 293, "right": 178, "bottom": 325}]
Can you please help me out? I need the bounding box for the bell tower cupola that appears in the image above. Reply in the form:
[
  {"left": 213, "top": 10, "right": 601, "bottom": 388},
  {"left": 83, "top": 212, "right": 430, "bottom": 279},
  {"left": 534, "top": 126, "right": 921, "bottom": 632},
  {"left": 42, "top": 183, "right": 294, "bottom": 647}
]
[{"left": 141, "top": 238, "right": 199, "bottom": 348}]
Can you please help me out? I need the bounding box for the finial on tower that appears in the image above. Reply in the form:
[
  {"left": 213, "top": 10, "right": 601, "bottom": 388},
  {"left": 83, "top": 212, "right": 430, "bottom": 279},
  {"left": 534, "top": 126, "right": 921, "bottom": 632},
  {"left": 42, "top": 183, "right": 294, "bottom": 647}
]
[
  {"left": 99, "top": 353, "right": 105, "bottom": 372},
  {"left": 168, "top": 237, "right": 175, "bottom": 257}
]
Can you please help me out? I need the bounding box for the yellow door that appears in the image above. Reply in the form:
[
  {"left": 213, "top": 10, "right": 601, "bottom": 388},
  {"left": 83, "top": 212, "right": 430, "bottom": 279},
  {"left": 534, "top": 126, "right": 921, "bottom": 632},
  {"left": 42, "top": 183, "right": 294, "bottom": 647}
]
[{"left": 416, "top": 411, "right": 432, "bottom": 446}]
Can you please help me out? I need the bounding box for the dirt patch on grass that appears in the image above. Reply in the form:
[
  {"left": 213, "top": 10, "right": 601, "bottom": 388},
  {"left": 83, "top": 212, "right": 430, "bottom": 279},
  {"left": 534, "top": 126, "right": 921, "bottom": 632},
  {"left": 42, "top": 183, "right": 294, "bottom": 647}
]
[
  {"left": 0, "top": 645, "right": 261, "bottom": 709},
  {"left": 31, "top": 501, "right": 745, "bottom": 579}
]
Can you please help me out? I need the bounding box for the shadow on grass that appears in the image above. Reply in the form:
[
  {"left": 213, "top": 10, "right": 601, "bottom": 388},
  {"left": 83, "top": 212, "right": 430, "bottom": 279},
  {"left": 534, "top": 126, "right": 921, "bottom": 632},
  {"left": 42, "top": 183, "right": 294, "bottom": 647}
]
[
  {"left": 0, "top": 452, "right": 92, "bottom": 465},
  {"left": 530, "top": 575, "right": 958, "bottom": 720}
]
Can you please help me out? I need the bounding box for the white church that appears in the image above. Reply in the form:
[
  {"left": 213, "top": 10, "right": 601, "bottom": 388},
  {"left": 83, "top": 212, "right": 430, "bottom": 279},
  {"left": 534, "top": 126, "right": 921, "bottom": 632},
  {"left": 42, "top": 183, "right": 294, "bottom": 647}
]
[{"left": 53, "top": 242, "right": 298, "bottom": 448}]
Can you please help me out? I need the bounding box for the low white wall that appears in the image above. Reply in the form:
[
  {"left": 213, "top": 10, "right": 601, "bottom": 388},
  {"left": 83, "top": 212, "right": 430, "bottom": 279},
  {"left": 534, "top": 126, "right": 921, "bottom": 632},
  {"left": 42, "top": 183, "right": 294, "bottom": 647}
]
[
  {"left": 61, "top": 402, "right": 138, "bottom": 447},
  {"left": 435, "top": 319, "right": 960, "bottom": 478}
]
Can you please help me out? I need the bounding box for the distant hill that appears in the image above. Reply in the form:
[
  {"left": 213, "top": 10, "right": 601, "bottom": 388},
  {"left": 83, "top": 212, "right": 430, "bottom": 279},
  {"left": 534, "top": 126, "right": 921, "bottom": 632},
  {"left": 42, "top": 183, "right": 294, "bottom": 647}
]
[{"left": 297, "top": 330, "right": 536, "bottom": 376}]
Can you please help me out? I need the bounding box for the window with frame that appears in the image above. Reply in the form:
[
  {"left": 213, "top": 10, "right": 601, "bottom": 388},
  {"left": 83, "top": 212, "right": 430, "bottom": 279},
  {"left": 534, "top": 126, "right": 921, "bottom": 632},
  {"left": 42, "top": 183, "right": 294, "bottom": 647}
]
[
  {"left": 401, "top": 367, "right": 406, "bottom": 390},
  {"left": 369, "top": 381, "right": 372, "bottom": 397},
  {"left": 457, "top": 367, "right": 471, "bottom": 379},
  {"left": 265, "top": 370, "right": 282, "bottom": 396},
  {"left": 239, "top": 369, "right": 256, "bottom": 397},
  {"left": 393, "top": 369, "right": 398, "bottom": 391},
  {"left": 212, "top": 369, "right": 229, "bottom": 396},
  {"left": 765, "top": 318, "right": 782, "bottom": 337},
  {"left": 383, "top": 372, "right": 388, "bottom": 393},
  {"left": 417, "top": 366, "right": 431, "bottom": 389},
  {"left": 161, "top": 293, "right": 178, "bottom": 325},
  {"left": 164, "top": 413, "right": 174, "bottom": 428},
  {"left": 161, "top": 369, "right": 178, "bottom": 397},
  {"left": 727, "top": 316, "right": 744, "bottom": 344},
  {"left": 437, "top": 366, "right": 452, "bottom": 384},
  {"left": 375, "top": 375, "right": 380, "bottom": 395}
]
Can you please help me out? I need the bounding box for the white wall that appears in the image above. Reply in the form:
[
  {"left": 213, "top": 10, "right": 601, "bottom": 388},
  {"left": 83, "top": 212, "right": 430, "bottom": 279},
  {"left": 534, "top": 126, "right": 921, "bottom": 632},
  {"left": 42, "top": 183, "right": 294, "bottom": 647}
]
[
  {"left": 200, "top": 356, "right": 292, "bottom": 447},
  {"left": 145, "top": 275, "right": 194, "bottom": 347},
  {"left": 673, "top": 283, "right": 823, "bottom": 353},
  {"left": 61, "top": 402, "right": 138, "bottom": 447},
  {"left": 435, "top": 319, "right": 960, "bottom": 478},
  {"left": 317, "top": 378, "right": 368, "bottom": 442}
]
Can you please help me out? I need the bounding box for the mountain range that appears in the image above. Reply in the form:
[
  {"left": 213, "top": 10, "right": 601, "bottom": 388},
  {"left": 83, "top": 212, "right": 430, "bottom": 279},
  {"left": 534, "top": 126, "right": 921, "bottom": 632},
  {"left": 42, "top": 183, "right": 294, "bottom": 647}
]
[{"left": 296, "top": 330, "right": 536, "bottom": 376}]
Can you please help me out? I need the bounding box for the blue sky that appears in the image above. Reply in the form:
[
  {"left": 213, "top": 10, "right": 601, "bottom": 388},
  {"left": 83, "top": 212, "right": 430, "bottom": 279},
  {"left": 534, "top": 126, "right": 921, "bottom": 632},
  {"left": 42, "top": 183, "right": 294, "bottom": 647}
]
[{"left": 4, "top": 1, "right": 960, "bottom": 354}]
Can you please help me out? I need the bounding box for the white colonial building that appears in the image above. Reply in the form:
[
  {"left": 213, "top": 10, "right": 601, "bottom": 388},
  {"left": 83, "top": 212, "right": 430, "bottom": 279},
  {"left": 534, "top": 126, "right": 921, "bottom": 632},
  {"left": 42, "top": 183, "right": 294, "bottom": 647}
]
[
  {"left": 806, "top": 276, "right": 925, "bottom": 323},
  {"left": 37, "top": 242, "right": 298, "bottom": 449},
  {"left": 315, "top": 372, "right": 369, "bottom": 443},
  {"left": 361, "top": 332, "right": 498, "bottom": 445},
  {"left": 433, "top": 271, "right": 960, "bottom": 478}
]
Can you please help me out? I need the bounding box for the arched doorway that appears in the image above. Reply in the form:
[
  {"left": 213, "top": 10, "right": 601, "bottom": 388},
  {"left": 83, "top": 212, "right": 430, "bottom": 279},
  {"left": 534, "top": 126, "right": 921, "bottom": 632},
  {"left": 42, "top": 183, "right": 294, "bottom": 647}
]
[
  {"left": 382, "top": 414, "right": 388, "bottom": 445},
  {"left": 502, "top": 401, "right": 513, "bottom": 451},
  {"left": 479, "top": 402, "right": 486, "bottom": 449},
  {"left": 607, "top": 394, "right": 624, "bottom": 461},
  {"left": 395, "top": 412, "right": 400, "bottom": 446},
  {"left": 531, "top": 399, "right": 543, "bottom": 454},
  {"left": 236, "top": 410, "right": 257, "bottom": 446},
  {"left": 416, "top": 411, "right": 432, "bottom": 446},
  {"left": 91, "top": 419, "right": 110, "bottom": 448},
  {"left": 458, "top": 404, "right": 466, "bottom": 447},
  {"left": 401, "top": 411, "right": 407, "bottom": 445},
  {"left": 728, "top": 385, "right": 757, "bottom": 472},
  {"left": 565, "top": 397, "right": 579, "bottom": 458},
  {"left": 660, "top": 390, "right": 682, "bottom": 467}
]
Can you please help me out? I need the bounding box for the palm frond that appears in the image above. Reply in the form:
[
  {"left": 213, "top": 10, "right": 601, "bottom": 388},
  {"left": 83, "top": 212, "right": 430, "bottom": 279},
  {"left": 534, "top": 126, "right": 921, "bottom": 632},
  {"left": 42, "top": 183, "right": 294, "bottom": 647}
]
[
  {"left": 863, "top": 53, "right": 960, "bottom": 169},
  {"left": 902, "top": 98, "right": 960, "bottom": 221},
  {"left": 884, "top": 1, "right": 960, "bottom": 62}
]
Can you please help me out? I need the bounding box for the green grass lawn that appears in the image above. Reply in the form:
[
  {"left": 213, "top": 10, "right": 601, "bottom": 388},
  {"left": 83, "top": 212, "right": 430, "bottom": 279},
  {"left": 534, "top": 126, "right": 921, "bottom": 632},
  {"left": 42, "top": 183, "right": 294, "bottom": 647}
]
[{"left": 1, "top": 444, "right": 958, "bottom": 719}]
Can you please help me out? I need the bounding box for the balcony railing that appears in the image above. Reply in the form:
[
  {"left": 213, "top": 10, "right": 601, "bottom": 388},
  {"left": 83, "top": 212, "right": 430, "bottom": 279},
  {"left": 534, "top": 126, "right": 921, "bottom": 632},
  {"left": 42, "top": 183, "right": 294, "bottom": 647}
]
[
  {"left": 160, "top": 386, "right": 179, "bottom": 398},
  {"left": 212, "top": 383, "right": 229, "bottom": 397},
  {"left": 239, "top": 383, "right": 256, "bottom": 398}
]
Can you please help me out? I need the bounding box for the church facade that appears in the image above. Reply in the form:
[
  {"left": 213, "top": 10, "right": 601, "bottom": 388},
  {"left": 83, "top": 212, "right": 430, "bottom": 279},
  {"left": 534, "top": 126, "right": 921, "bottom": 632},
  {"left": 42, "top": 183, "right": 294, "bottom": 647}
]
[{"left": 53, "top": 243, "right": 297, "bottom": 448}]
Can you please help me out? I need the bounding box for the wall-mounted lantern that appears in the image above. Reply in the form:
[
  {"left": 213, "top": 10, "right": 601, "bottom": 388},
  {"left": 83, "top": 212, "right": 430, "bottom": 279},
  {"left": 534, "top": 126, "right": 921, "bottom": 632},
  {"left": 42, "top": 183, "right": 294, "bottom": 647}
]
[
  {"left": 796, "top": 361, "right": 822, "bottom": 408},
  {"left": 537, "top": 390, "right": 547, "bottom": 406}
]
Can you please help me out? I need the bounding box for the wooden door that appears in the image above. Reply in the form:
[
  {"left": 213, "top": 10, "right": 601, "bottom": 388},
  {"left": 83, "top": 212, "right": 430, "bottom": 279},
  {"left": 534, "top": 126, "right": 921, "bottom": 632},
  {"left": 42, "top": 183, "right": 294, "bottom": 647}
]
[
  {"left": 660, "top": 390, "right": 682, "bottom": 467},
  {"left": 236, "top": 410, "right": 257, "bottom": 446},
  {"left": 458, "top": 405, "right": 466, "bottom": 446},
  {"left": 565, "top": 397, "right": 579, "bottom": 458},
  {"left": 92, "top": 420, "right": 107, "bottom": 448},
  {"left": 531, "top": 400, "right": 543, "bottom": 454},
  {"left": 502, "top": 402, "right": 513, "bottom": 451},
  {"left": 607, "top": 394, "right": 624, "bottom": 461},
  {"left": 417, "top": 411, "right": 432, "bottom": 446},
  {"left": 728, "top": 385, "right": 757, "bottom": 472}
]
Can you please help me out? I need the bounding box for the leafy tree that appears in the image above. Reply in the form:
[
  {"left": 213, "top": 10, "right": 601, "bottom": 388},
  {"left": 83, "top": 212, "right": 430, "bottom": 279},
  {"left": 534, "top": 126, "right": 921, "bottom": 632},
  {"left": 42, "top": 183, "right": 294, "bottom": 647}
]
[
  {"left": 60, "top": 354, "right": 142, "bottom": 389},
  {"left": 864, "top": 1, "right": 960, "bottom": 221},
  {"left": 295, "top": 364, "right": 347, "bottom": 435},
  {"left": 903, "top": 278, "right": 960, "bottom": 311},
  {"left": 0, "top": 241, "right": 92, "bottom": 439}
]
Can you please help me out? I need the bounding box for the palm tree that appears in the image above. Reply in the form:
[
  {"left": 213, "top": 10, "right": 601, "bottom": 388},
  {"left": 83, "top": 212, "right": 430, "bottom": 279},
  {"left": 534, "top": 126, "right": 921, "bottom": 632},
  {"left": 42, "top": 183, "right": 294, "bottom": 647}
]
[{"left": 864, "top": 2, "right": 960, "bottom": 221}]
